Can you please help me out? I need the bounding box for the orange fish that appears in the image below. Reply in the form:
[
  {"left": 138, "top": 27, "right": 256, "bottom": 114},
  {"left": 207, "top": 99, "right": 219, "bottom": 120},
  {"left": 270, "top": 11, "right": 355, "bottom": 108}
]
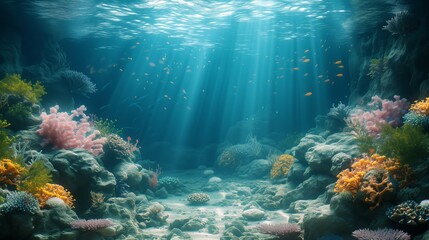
[
  {"left": 338, "top": 65, "right": 344, "bottom": 68},
  {"left": 292, "top": 67, "right": 300, "bottom": 71},
  {"left": 334, "top": 60, "right": 342, "bottom": 65},
  {"left": 304, "top": 92, "right": 313, "bottom": 96},
  {"left": 336, "top": 73, "right": 343, "bottom": 77},
  {"left": 304, "top": 49, "right": 310, "bottom": 53},
  {"left": 303, "top": 59, "right": 310, "bottom": 63}
]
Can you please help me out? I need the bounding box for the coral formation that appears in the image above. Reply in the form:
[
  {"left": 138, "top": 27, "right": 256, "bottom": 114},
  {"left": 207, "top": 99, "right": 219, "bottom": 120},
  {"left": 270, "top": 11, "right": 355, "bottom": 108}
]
[
  {"left": 69, "top": 219, "right": 114, "bottom": 231},
  {"left": 334, "top": 154, "right": 410, "bottom": 209},
  {"left": 187, "top": 192, "right": 210, "bottom": 205},
  {"left": 0, "top": 191, "right": 40, "bottom": 214},
  {"left": 348, "top": 95, "right": 410, "bottom": 136},
  {"left": 255, "top": 223, "right": 301, "bottom": 240},
  {"left": 410, "top": 98, "right": 429, "bottom": 116},
  {"left": 37, "top": 105, "right": 106, "bottom": 155},
  {"left": 33, "top": 183, "right": 75, "bottom": 208},
  {"left": 352, "top": 228, "right": 410, "bottom": 240},
  {"left": 386, "top": 200, "right": 429, "bottom": 225},
  {"left": 270, "top": 154, "right": 295, "bottom": 179},
  {"left": 0, "top": 158, "right": 24, "bottom": 186}
]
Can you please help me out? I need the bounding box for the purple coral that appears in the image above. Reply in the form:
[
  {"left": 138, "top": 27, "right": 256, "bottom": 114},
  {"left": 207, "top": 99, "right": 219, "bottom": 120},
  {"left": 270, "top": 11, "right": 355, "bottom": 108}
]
[
  {"left": 352, "top": 228, "right": 410, "bottom": 240},
  {"left": 69, "top": 219, "right": 114, "bottom": 231},
  {"left": 256, "top": 223, "right": 301, "bottom": 240},
  {"left": 37, "top": 105, "right": 106, "bottom": 155}
]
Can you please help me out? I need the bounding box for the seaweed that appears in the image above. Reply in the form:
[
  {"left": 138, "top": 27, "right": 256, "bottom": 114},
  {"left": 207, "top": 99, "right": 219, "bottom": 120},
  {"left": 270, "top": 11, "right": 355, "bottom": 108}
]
[{"left": 17, "top": 160, "right": 52, "bottom": 194}]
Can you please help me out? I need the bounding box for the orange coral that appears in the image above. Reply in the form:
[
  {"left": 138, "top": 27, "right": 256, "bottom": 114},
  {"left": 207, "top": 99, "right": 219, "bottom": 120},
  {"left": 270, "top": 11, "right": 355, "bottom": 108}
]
[
  {"left": 360, "top": 169, "right": 393, "bottom": 210},
  {"left": 33, "top": 183, "right": 75, "bottom": 208},
  {"left": 270, "top": 154, "right": 295, "bottom": 179},
  {"left": 0, "top": 158, "right": 25, "bottom": 186},
  {"left": 410, "top": 98, "right": 429, "bottom": 116},
  {"left": 334, "top": 154, "right": 407, "bottom": 198}
]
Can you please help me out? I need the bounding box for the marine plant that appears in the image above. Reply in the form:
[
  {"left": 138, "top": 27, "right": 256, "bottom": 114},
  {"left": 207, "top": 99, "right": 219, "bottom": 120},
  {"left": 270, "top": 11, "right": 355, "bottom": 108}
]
[
  {"left": 270, "top": 154, "right": 295, "bottom": 179},
  {"left": 0, "top": 119, "right": 14, "bottom": 159},
  {"left": 367, "top": 58, "right": 388, "bottom": 79},
  {"left": 59, "top": 70, "right": 97, "bottom": 97},
  {"left": 378, "top": 124, "right": 429, "bottom": 165},
  {"left": 255, "top": 223, "right": 301, "bottom": 240},
  {"left": 0, "top": 74, "right": 46, "bottom": 104},
  {"left": 0, "top": 191, "right": 40, "bottom": 214},
  {"left": 92, "top": 116, "right": 123, "bottom": 137},
  {"left": 16, "top": 160, "right": 52, "bottom": 194},
  {"left": 37, "top": 105, "right": 106, "bottom": 156},
  {"left": 0, "top": 158, "right": 25, "bottom": 186},
  {"left": 382, "top": 10, "right": 416, "bottom": 35},
  {"left": 352, "top": 228, "right": 410, "bottom": 240},
  {"left": 33, "top": 183, "right": 75, "bottom": 208}
]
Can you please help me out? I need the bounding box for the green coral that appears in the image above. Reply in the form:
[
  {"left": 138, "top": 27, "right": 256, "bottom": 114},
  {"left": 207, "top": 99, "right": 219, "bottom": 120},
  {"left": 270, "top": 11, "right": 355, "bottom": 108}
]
[
  {"left": 0, "top": 74, "right": 46, "bottom": 104},
  {"left": 378, "top": 124, "right": 429, "bottom": 165},
  {"left": 17, "top": 160, "right": 52, "bottom": 194}
]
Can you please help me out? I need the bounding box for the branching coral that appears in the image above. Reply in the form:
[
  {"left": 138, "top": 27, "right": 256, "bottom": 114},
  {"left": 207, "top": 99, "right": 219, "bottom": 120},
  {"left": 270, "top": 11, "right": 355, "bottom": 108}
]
[
  {"left": 348, "top": 95, "right": 410, "bottom": 137},
  {"left": 352, "top": 228, "right": 410, "bottom": 240},
  {"left": 335, "top": 154, "right": 411, "bottom": 209},
  {"left": 33, "top": 183, "right": 75, "bottom": 208},
  {"left": 37, "top": 105, "right": 106, "bottom": 156},
  {"left": 270, "top": 154, "right": 295, "bottom": 179}
]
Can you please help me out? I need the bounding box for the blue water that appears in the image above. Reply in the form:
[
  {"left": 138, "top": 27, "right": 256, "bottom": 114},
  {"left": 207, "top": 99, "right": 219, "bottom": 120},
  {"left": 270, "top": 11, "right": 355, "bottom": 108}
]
[{"left": 1, "top": 0, "right": 354, "bottom": 165}]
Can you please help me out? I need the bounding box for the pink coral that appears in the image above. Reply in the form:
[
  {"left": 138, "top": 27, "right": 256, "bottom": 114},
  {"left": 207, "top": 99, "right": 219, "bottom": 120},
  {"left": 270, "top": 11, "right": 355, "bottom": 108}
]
[
  {"left": 349, "top": 95, "right": 410, "bottom": 136},
  {"left": 37, "top": 105, "right": 106, "bottom": 155},
  {"left": 69, "top": 219, "right": 114, "bottom": 231}
]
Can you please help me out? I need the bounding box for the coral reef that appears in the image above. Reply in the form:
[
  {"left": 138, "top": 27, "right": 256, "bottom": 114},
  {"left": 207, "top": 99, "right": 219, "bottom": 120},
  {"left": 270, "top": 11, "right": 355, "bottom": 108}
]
[
  {"left": 33, "top": 183, "right": 75, "bottom": 208},
  {"left": 37, "top": 105, "right": 106, "bottom": 155},
  {"left": 187, "top": 193, "right": 210, "bottom": 205},
  {"left": 270, "top": 154, "right": 295, "bottom": 179},
  {"left": 386, "top": 200, "right": 429, "bottom": 225},
  {"left": 352, "top": 228, "right": 410, "bottom": 240},
  {"left": 0, "top": 191, "right": 39, "bottom": 214},
  {"left": 348, "top": 95, "right": 410, "bottom": 136},
  {"left": 255, "top": 223, "right": 301, "bottom": 240},
  {"left": 0, "top": 158, "right": 24, "bottom": 186}
]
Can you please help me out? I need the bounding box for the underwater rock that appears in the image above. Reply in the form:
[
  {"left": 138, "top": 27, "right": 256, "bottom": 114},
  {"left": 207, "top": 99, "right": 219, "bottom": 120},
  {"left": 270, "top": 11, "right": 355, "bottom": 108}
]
[
  {"left": 113, "top": 162, "right": 143, "bottom": 189},
  {"left": 33, "top": 206, "right": 79, "bottom": 240},
  {"left": 155, "top": 187, "right": 169, "bottom": 199},
  {"left": 287, "top": 161, "right": 308, "bottom": 183},
  {"left": 0, "top": 212, "right": 36, "bottom": 239},
  {"left": 331, "top": 153, "right": 353, "bottom": 176},
  {"left": 291, "top": 134, "right": 325, "bottom": 161},
  {"left": 203, "top": 169, "right": 214, "bottom": 176},
  {"left": 303, "top": 204, "right": 353, "bottom": 239},
  {"left": 237, "top": 159, "right": 270, "bottom": 179},
  {"left": 50, "top": 149, "right": 116, "bottom": 208},
  {"left": 242, "top": 208, "right": 265, "bottom": 221},
  {"left": 282, "top": 175, "right": 335, "bottom": 208},
  {"left": 181, "top": 218, "right": 206, "bottom": 231},
  {"left": 305, "top": 132, "right": 359, "bottom": 175},
  {"left": 166, "top": 228, "right": 192, "bottom": 240},
  {"left": 208, "top": 176, "right": 222, "bottom": 183}
]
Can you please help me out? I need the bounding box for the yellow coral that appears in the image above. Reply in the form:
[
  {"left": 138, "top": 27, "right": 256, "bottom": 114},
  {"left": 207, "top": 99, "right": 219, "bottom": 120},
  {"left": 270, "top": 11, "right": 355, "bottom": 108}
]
[
  {"left": 334, "top": 154, "right": 406, "bottom": 198},
  {"left": 410, "top": 97, "right": 429, "bottom": 116},
  {"left": 0, "top": 158, "right": 25, "bottom": 185},
  {"left": 360, "top": 170, "right": 393, "bottom": 210},
  {"left": 270, "top": 154, "right": 295, "bottom": 179},
  {"left": 0, "top": 74, "right": 46, "bottom": 104},
  {"left": 33, "top": 183, "right": 75, "bottom": 208}
]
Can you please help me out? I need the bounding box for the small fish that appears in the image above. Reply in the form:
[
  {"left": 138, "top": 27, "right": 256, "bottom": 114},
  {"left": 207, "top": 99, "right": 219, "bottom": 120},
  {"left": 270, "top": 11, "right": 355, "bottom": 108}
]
[
  {"left": 304, "top": 49, "right": 310, "bottom": 53},
  {"left": 303, "top": 59, "right": 310, "bottom": 63},
  {"left": 338, "top": 65, "right": 344, "bottom": 68},
  {"left": 304, "top": 73, "right": 309, "bottom": 77},
  {"left": 304, "top": 92, "right": 313, "bottom": 96},
  {"left": 324, "top": 79, "right": 331, "bottom": 83},
  {"left": 336, "top": 73, "right": 343, "bottom": 77},
  {"left": 334, "top": 60, "right": 342, "bottom": 65},
  {"left": 292, "top": 67, "right": 300, "bottom": 71},
  {"left": 317, "top": 75, "right": 323, "bottom": 78}
]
